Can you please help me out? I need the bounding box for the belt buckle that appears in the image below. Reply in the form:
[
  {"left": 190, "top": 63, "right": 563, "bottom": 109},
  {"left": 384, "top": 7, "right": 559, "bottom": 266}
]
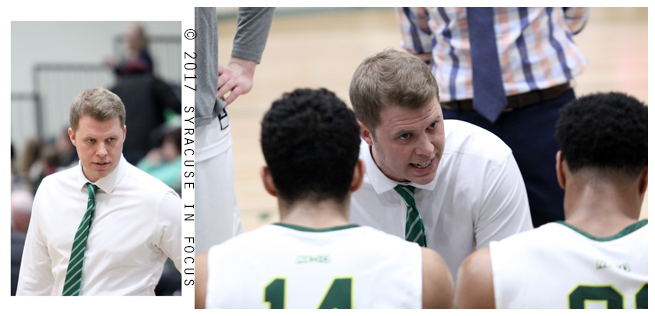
[{"left": 503, "top": 97, "right": 519, "bottom": 112}]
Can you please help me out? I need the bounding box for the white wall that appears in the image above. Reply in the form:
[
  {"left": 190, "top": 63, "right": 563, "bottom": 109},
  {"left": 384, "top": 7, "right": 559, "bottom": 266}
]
[
  {"left": 11, "top": 21, "right": 180, "bottom": 93},
  {"left": 11, "top": 21, "right": 181, "bottom": 155}
]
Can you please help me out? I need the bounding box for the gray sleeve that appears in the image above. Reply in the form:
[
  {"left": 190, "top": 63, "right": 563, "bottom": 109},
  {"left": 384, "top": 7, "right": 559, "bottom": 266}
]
[
  {"left": 194, "top": 7, "right": 220, "bottom": 126},
  {"left": 232, "top": 7, "right": 275, "bottom": 63}
]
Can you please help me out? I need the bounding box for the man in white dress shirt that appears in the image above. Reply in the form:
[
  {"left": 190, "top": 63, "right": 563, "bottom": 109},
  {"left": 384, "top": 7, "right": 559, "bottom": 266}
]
[
  {"left": 196, "top": 88, "right": 454, "bottom": 309},
  {"left": 348, "top": 49, "right": 533, "bottom": 279},
  {"left": 17, "top": 87, "right": 181, "bottom": 296}
]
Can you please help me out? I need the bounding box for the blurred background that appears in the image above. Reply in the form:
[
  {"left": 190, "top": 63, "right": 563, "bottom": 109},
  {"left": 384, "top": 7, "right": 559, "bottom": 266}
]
[
  {"left": 10, "top": 21, "right": 182, "bottom": 296},
  {"left": 215, "top": 7, "right": 649, "bottom": 232}
]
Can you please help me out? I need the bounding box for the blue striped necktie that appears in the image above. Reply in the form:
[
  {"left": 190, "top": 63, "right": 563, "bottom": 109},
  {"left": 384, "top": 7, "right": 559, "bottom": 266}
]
[
  {"left": 62, "top": 183, "right": 98, "bottom": 296},
  {"left": 467, "top": 7, "right": 507, "bottom": 123},
  {"left": 394, "top": 185, "right": 427, "bottom": 247}
]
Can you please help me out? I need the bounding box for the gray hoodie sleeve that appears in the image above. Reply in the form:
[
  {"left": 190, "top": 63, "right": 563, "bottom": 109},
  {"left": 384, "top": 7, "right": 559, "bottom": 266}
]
[
  {"left": 232, "top": 7, "right": 275, "bottom": 63},
  {"left": 194, "top": 7, "right": 221, "bottom": 126}
]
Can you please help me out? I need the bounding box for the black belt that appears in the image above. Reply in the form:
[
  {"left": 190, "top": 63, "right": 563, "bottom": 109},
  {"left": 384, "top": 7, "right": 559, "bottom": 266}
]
[{"left": 441, "top": 82, "right": 571, "bottom": 112}]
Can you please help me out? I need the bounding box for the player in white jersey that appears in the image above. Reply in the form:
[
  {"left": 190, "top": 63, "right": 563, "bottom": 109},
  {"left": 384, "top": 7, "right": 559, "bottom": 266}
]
[
  {"left": 195, "top": 88, "right": 454, "bottom": 309},
  {"left": 454, "top": 92, "right": 648, "bottom": 309}
]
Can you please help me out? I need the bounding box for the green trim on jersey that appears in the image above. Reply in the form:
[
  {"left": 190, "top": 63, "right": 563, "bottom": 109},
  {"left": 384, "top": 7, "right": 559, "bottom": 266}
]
[
  {"left": 556, "top": 219, "right": 648, "bottom": 242},
  {"left": 274, "top": 223, "right": 360, "bottom": 233}
]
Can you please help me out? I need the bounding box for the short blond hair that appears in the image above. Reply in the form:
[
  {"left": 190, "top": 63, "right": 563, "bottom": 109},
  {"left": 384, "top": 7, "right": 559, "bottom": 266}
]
[
  {"left": 69, "top": 87, "right": 126, "bottom": 132},
  {"left": 349, "top": 49, "right": 439, "bottom": 133}
]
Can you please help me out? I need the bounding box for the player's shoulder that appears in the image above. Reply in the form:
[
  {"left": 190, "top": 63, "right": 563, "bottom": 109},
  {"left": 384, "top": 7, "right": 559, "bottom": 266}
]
[
  {"left": 357, "top": 225, "right": 420, "bottom": 245},
  {"left": 557, "top": 219, "right": 649, "bottom": 242},
  {"left": 489, "top": 222, "right": 572, "bottom": 256},
  {"left": 352, "top": 226, "right": 426, "bottom": 260},
  {"left": 443, "top": 119, "right": 512, "bottom": 160},
  {"left": 459, "top": 247, "right": 491, "bottom": 278},
  {"left": 635, "top": 219, "right": 649, "bottom": 232},
  {"left": 454, "top": 247, "right": 493, "bottom": 308},
  {"left": 209, "top": 225, "right": 277, "bottom": 254}
]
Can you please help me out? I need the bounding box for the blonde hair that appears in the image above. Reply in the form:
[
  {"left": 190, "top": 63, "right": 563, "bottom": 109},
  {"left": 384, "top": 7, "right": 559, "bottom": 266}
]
[
  {"left": 69, "top": 87, "right": 126, "bottom": 132},
  {"left": 349, "top": 49, "right": 439, "bottom": 133}
]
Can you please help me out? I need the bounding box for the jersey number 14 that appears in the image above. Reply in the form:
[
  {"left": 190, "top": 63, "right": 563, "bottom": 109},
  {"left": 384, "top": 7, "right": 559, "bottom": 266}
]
[{"left": 264, "top": 277, "right": 353, "bottom": 309}]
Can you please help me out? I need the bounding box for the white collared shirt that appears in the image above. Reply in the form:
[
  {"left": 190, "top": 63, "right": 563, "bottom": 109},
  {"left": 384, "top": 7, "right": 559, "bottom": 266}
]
[
  {"left": 17, "top": 156, "right": 181, "bottom": 296},
  {"left": 350, "top": 120, "right": 533, "bottom": 278}
]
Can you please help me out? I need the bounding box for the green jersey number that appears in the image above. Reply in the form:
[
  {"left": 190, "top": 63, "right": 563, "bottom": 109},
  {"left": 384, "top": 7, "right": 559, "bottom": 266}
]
[
  {"left": 568, "top": 283, "right": 648, "bottom": 309},
  {"left": 264, "top": 277, "right": 353, "bottom": 309}
]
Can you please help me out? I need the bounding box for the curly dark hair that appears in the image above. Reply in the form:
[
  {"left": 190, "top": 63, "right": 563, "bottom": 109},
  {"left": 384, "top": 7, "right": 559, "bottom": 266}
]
[
  {"left": 261, "top": 88, "right": 361, "bottom": 204},
  {"left": 555, "top": 92, "right": 647, "bottom": 177}
]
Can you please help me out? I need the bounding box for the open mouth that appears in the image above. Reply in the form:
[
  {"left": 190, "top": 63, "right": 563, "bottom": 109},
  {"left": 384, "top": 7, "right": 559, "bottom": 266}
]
[{"left": 411, "top": 159, "right": 433, "bottom": 169}]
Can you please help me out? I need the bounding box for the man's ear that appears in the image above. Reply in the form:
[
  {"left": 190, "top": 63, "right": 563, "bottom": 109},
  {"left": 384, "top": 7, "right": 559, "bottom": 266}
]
[
  {"left": 260, "top": 166, "right": 277, "bottom": 197},
  {"left": 358, "top": 121, "right": 374, "bottom": 146},
  {"left": 68, "top": 127, "right": 76, "bottom": 147},
  {"left": 350, "top": 159, "right": 366, "bottom": 193},
  {"left": 638, "top": 165, "right": 648, "bottom": 195},
  {"left": 555, "top": 151, "right": 566, "bottom": 189},
  {"left": 123, "top": 125, "right": 127, "bottom": 142}
]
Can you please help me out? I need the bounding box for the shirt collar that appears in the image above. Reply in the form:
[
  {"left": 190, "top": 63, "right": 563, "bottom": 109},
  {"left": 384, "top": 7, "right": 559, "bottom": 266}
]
[
  {"left": 75, "top": 155, "right": 128, "bottom": 194},
  {"left": 361, "top": 139, "right": 438, "bottom": 195}
]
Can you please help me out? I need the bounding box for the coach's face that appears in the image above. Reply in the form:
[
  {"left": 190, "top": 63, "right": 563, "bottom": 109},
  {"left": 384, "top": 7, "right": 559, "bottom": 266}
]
[
  {"left": 360, "top": 97, "right": 445, "bottom": 185},
  {"left": 69, "top": 115, "right": 126, "bottom": 183}
]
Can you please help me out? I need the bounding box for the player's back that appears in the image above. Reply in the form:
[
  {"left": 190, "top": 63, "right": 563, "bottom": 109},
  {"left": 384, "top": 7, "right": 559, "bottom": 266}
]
[
  {"left": 490, "top": 220, "right": 648, "bottom": 309},
  {"left": 205, "top": 223, "right": 422, "bottom": 308}
]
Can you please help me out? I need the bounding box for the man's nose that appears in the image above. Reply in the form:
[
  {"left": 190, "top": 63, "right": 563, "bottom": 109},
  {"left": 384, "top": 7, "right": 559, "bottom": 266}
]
[
  {"left": 96, "top": 142, "right": 107, "bottom": 156},
  {"left": 415, "top": 133, "right": 435, "bottom": 156}
]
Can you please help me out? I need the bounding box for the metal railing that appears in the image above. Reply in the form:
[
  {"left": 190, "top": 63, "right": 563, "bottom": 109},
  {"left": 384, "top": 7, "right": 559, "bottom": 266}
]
[{"left": 11, "top": 35, "right": 181, "bottom": 155}]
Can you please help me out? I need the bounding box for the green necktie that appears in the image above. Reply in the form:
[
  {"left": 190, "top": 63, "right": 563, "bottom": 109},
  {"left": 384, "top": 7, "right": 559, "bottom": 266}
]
[
  {"left": 63, "top": 183, "right": 98, "bottom": 296},
  {"left": 394, "top": 185, "right": 427, "bottom": 247}
]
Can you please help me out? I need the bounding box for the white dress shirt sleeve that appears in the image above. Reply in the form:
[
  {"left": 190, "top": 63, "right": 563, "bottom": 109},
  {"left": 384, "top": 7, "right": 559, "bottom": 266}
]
[
  {"left": 473, "top": 151, "right": 533, "bottom": 249},
  {"left": 16, "top": 190, "right": 55, "bottom": 295},
  {"left": 154, "top": 191, "right": 182, "bottom": 272}
]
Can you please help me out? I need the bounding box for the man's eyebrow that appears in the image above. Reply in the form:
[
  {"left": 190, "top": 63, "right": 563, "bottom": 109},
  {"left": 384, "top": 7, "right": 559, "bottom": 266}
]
[
  {"left": 82, "top": 134, "right": 120, "bottom": 140},
  {"left": 393, "top": 115, "right": 443, "bottom": 134}
]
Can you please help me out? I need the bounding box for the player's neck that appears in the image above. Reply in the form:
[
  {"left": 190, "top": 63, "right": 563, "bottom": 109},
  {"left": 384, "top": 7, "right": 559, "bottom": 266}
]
[
  {"left": 278, "top": 199, "right": 350, "bottom": 229},
  {"left": 564, "top": 176, "right": 643, "bottom": 238}
]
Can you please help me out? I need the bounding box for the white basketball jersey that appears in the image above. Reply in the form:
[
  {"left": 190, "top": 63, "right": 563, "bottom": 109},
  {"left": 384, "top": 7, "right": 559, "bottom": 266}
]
[
  {"left": 205, "top": 223, "right": 422, "bottom": 308},
  {"left": 490, "top": 220, "right": 648, "bottom": 309}
]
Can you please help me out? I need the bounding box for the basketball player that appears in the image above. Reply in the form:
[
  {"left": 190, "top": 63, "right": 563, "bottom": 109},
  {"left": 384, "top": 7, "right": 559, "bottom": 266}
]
[
  {"left": 195, "top": 88, "right": 453, "bottom": 308},
  {"left": 454, "top": 92, "right": 648, "bottom": 309}
]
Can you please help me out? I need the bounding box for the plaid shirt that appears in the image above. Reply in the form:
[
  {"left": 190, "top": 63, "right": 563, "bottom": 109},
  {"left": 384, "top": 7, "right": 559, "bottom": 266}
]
[{"left": 396, "top": 7, "right": 588, "bottom": 102}]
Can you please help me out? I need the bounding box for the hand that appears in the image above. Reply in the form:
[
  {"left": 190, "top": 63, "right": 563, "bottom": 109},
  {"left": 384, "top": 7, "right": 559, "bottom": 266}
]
[{"left": 217, "top": 57, "right": 257, "bottom": 106}]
